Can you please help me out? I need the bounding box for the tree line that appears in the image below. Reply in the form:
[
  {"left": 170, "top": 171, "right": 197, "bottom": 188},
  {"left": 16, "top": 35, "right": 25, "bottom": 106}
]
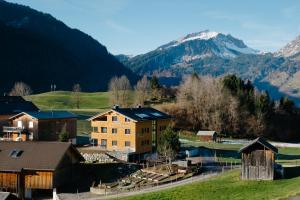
[{"left": 160, "top": 74, "right": 300, "bottom": 142}]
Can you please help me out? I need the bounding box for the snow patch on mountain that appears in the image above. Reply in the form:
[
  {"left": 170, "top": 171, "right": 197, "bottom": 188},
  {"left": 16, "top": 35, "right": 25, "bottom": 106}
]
[{"left": 180, "top": 31, "right": 219, "bottom": 42}]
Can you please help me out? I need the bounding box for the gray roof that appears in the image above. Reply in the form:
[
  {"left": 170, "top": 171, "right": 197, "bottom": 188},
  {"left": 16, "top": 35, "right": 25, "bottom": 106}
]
[
  {"left": 10, "top": 111, "right": 77, "bottom": 120},
  {"left": 0, "top": 141, "right": 84, "bottom": 172},
  {"left": 197, "top": 131, "right": 217, "bottom": 136},
  {"left": 113, "top": 107, "right": 171, "bottom": 121},
  {"left": 0, "top": 96, "right": 39, "bottom": 115},
  {"left": 239, "top": 137, "right": 278, "bottom": 153},
  {"left": 89, "top": 107, "right": 171, "bottom": 121}
]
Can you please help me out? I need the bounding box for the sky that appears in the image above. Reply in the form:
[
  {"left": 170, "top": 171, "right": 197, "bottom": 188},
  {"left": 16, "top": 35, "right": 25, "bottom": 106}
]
[{"left": 6, "top": 0, "right": 300, "bottom": 55}]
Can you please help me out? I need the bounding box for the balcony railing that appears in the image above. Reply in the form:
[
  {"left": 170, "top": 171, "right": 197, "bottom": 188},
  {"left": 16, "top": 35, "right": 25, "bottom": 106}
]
[{"left": 2, "top": 126, "right": 23, "bottom": 133}]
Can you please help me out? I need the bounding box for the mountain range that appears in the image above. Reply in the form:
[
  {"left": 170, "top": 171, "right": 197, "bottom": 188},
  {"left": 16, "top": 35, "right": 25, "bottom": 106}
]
[
  {"left": 117, "top": 30, "right": 300, "bottom": 103},
  {"left": 1, "top": 0, "right": 300, "bottom": 104},
  {"left": 0, "top": 0, "right": 137, "bottom": 94}
]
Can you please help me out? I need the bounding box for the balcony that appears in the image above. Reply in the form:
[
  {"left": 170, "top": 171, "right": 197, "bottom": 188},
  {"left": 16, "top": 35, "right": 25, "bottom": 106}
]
[{"left": 2, "top": 126, "right": 23, "bottom": 133}]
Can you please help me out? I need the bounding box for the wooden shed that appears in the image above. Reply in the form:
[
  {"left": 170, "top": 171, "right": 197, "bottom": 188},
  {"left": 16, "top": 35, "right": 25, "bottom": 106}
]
[
  {"left": 0, "top": 141, "right": 84, "bottom": 199},
  {"left": 196, "top": 131, "right": 217, "bottom": 142},
  {"left": 239, "top": 137, "right": 278, "bottom": 180}
]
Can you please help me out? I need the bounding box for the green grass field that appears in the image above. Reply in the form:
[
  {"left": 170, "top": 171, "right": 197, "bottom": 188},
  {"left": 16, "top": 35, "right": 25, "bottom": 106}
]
[
  {"left": 25, "top": 91, "right": 111, "bottom": 110},
  {"left": 121, "top": 170, "right": 300, "bottom": 200}
]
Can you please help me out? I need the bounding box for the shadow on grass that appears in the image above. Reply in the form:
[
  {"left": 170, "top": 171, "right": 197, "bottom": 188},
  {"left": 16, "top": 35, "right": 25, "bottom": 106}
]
[
  {"left": 284, "top": 166, "right": 300, "bottom": 179},
  {"left": 277, "top": 154, "right": 300, "bottom": 160},
  {"left": 60, "top": 163, "right": 140, "bottom": 193}
]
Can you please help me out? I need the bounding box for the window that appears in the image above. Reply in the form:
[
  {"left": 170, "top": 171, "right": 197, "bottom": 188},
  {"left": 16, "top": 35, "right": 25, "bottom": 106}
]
[
  {"left": 17, "top": 121, "right": 22, "bottom": 128},
  {"left": 125, "top": 141, "right": 131, "bottom": 147},
  {"left": 101, "top": 127, "right": 107, "bottom": 133},
  {"left": 93, "top": 127, "right": 99, "bottom": 132},
  {"left": 112, "top": 128, "right": 117, "bottom": 134},
  {"left": 141, "top": 141, "right": 144, "bottom": 146},
  {"left": 112, "top": 116, "right": 118, "bottom": 122},
  {"left": 112, "top": 140, "right": 117, "bottom": 146},
  {"left": 28, "top": 121, "right": 33, "bottom": 128},
  {"left": 160, "top": 126, "right": 167, "bottom": 131},
  {"left": 101, "top": 139, "right": 107, "bottom": 147},
  {"left": 125, "top": 129, "right": 131, "bottom": 134},
  {"left": 125, "top": 117, "right": 130, "bottom": 122}
]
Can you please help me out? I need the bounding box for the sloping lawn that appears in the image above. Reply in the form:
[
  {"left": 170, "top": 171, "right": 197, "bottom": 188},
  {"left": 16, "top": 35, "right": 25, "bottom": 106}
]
[
  {"left": 25, "top": 91, "right": 110, "bottom": 110},
  {"left": 121, "top": 170, "right": 300, "bottom": 200}
]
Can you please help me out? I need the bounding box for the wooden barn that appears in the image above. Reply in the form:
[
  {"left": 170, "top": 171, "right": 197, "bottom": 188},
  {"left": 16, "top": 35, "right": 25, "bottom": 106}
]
[
  {"left": 0, "top": 141, "right": 84, "bottom": 199},
  {"left": 239, "top": 137, "right": 278, "bottom": 180},
  {"left": 196, "top": 131, "right": 217, "bottom": 142}
]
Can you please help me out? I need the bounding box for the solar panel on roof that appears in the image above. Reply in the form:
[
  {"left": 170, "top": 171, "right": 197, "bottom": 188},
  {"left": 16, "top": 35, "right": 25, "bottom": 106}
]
[
  {"left": 151, "top": 112, "right": 162, "bottom": 117},
  {"left": 135, "top": 113, "right": 149, "bottom": 118}
]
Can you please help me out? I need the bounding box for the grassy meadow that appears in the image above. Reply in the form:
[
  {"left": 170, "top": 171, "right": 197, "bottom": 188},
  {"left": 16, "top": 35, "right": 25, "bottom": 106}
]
[
  {"left": 25, "top": 91, "right": 111, "bottom": 111},
  {"left": 120, "top": 170, "right": 300, "bottom": 200}
]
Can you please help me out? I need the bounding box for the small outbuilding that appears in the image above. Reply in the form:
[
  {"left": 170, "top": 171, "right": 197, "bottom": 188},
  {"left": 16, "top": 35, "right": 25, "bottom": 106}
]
[
  {"left": 239, "top": 137, "right": 278, "bottom": 180},
  {"left": 197, "top": 131, "right": 217, "bottom": 142}
]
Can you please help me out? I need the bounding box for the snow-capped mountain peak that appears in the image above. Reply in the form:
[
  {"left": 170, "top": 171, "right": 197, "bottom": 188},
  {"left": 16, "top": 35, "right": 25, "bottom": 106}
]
[
  {"left": 275, "top": 35, "right": 300, "bottom": 58},
  {"left": 157, "top": 30, "right": 259, "bottom": 59}
]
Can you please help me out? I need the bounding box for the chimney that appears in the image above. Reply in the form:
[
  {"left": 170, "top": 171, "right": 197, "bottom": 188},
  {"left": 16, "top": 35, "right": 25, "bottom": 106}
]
[{"left": 113, "top": 104, "right": 119, "bottom": 109}]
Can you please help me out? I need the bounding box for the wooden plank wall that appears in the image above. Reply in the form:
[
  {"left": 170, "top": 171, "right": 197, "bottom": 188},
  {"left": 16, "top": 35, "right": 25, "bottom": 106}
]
[
  {"left": 25, "top": 171, "right": 53, "bottom": 189},
  {"left": 241, "top": 150, "right": 274, "bottom": 180},
  {"left": 0, "top": 172, "right": 17, "bottom": 189}
]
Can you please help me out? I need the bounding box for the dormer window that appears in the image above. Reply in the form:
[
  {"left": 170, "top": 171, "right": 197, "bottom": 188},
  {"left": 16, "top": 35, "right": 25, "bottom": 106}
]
[
  {"left": 10, "top": 149, "right": 23, "bottom": 158},
  {"left": 112, "top": 116, "right": 118, "bottom": 122},
  {"left": 125, "top": 118, "right": 130, "bottom": 122}
]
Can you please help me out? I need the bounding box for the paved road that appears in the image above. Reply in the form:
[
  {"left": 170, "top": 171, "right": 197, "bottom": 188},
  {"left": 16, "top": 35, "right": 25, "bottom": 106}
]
[{"left": 58, "top": 168, "right": 232, "bottom": 200}]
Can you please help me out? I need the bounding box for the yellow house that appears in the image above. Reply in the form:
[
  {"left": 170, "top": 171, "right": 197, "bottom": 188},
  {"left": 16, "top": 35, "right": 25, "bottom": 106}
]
[{"left": 88, "top": 106, "right": 171, "bottom": 156}]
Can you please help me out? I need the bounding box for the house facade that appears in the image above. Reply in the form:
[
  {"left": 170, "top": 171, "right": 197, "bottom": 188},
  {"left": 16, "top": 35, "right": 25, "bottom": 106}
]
[
  {"left": 89, "top": 106, "right": 171, "bottom": 156},
  {"left": 0, "top": 141, "right": 84, "bottom": 199},
  {"left": 4, "top": 111, "right": 77, "bottom": 143},
  {"left": 0, "top": 96, "right": 38, "bottom": 133}
]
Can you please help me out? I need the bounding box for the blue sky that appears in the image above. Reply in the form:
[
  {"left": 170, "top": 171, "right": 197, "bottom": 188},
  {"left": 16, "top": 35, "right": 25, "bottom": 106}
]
[{"left": 6, "top": 0, "right": 300, "bottom": 55}]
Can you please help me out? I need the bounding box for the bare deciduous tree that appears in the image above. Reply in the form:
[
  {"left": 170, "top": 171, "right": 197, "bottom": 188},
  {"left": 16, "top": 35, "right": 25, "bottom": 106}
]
[
  {"left": 9, "top": 82, "right": 32, "bottom": 96},
  {"left": 175, "top": 75, "right": 239, "bottom": 133},
  {"left": 72, "top": 83, "right": 81, "bottom": 109},
  {"left": 134, "top": 75, "right": 151, "bottom": 106},
  {"left": 108, "top": 75, "right": 132, "bottom": 107}
]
